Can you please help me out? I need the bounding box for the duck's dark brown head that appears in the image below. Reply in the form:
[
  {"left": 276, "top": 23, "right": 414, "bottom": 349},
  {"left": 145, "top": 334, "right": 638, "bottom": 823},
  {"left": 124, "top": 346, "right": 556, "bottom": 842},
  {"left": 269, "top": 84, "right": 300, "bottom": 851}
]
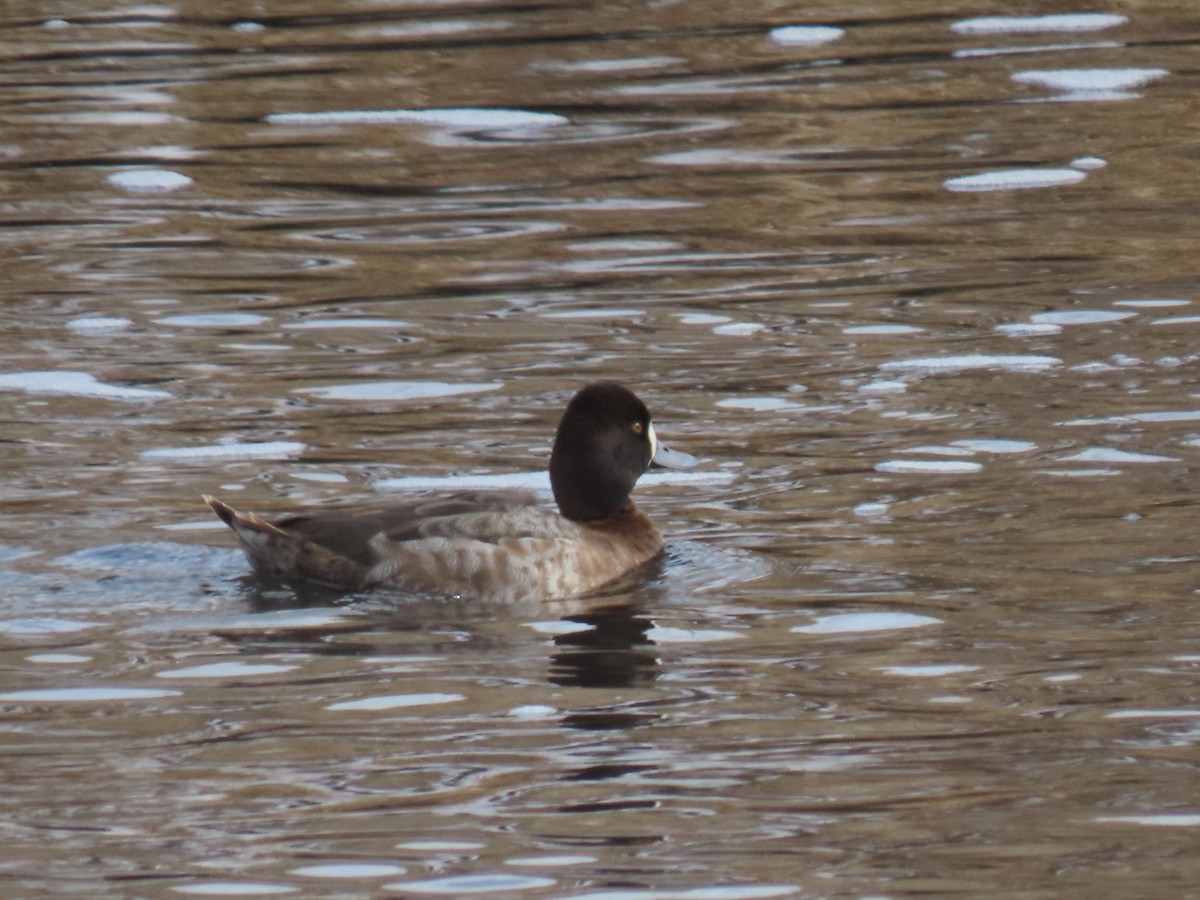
[{"left": 549, "top": 382, "right": 658, "bottom": 522}]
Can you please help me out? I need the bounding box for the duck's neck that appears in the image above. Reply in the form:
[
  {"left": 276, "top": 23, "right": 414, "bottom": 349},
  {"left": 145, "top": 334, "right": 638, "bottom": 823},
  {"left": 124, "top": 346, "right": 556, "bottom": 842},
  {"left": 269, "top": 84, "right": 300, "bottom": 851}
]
[{"left": 549, "top": 457, "right": 635, "bottom": 521}]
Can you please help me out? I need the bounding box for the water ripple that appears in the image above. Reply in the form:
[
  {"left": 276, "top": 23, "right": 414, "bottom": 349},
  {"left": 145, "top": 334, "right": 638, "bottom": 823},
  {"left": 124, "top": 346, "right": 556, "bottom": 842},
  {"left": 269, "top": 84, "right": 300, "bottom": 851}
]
[
  {"left": 294, "top": 219, "right": 563, "bottom": 244},
  {"left": 433, "top": 116, "right": 732, "bottom": 147},
  {"left": 951, "top": 14, "right": 1129, "bottom": 35},
  {"left": 266, "top": 108, "right": 568, "bottom": 129},
  {"left": 0, "top": 371, "right": 170, "bottom": 400}
]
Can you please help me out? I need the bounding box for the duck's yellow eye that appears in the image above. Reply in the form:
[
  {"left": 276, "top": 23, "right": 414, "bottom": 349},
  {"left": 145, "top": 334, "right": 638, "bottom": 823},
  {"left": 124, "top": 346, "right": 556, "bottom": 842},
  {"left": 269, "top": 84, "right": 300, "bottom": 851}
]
[{"left": 631, "top": 421, "right": 644, "bottom": 435}]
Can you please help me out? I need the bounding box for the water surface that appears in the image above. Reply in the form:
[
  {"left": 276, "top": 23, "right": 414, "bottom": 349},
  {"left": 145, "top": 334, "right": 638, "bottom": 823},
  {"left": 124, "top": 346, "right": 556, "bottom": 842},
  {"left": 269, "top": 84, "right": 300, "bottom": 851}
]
[{"left": 4, "top": 2, "right": 1200, "bottom": 896}]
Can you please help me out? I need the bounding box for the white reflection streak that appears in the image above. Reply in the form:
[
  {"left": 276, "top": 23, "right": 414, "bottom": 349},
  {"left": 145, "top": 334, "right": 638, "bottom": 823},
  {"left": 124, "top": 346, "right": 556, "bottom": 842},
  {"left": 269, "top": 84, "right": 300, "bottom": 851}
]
[{"left": 951, "top": 14, "right": 1129, "bottom": 34}]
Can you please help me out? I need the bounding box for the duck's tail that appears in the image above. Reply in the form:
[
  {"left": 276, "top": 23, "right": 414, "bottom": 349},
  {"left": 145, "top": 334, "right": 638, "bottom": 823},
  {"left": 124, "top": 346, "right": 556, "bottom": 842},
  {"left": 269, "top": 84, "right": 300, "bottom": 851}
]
[
  {"left": 204, "top": 494, "right": 287, "bottom": 536},
  {"left": 203, "top": 495, "right": 366, "bottom": 590}
]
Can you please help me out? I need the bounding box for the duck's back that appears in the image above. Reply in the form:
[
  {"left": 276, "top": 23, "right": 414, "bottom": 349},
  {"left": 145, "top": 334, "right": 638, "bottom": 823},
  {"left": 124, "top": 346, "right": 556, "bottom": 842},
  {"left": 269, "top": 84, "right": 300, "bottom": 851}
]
[{"left": 275, "top": 491, "right": 544, "bottom": 564}]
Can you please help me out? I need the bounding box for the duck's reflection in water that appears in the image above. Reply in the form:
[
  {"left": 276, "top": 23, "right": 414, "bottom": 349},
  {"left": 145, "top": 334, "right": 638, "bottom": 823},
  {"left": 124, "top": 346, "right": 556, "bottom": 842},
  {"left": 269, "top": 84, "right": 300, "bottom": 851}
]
[
  {"left": 550, "top": 605, "right": 659, "bottom": 691},
  {"left": 229, "top": 563, "right": 668, "bottom": 693}
]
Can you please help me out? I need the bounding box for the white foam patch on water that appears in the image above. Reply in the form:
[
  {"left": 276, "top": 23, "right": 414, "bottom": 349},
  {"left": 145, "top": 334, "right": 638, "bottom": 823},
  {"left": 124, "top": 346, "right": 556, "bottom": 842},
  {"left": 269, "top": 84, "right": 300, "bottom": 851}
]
[
  {"left": 157, "top": 313, "right": 269, "bottom": 327},
  {"left": 384, "top": 874, "right": 556, "bottom": 894},
  {"left": 107, "top": 168, "right": 193, "bottom": 192},
  {"left": 0, "top": 618, "right": 96, "bottom": 635},
  {"left": 768, "top": 25, "right": 845, "bottom": 46},
  {"left": 1066, "top": 410, "right": 1200, "bottom": 426},
  {"left": 140, "top": 441, "right": 306, "bottom": 462},
  {"left": 525, "top": 620, "right": 595, "bottom": 636},
  {"left": 1060, "top": 447, "right": 1178, "bottom": 464},
  {"left": 853, "top": 502, "right": 890, "bottom": 517},
  {"left": 327, "top": 692, "right": 464, "bottom": 711},
  {"left": 880, "top": 412, "right": 957, "bottom": 422},
  {"left": 59, "top": 111, "right": 180, "bottom": 126},
  {"left": 995, "top": 322, "right": 1063, "bottom": 336},
  {"left": 124, "top": 145, "right": 203, "bottom": 162},
  {"left": 267, "top": 108, "right": 568, "bottom": 129},
  {"left": 1012, "top": 67, "right": 1169, "bottom": 94},
  {"left": 1115, "top": 298, "right": 1190, "bottom": 308},
  {"left": 843, "top": 324, "right": 923, "bottom": 335},
  {"left": 173, "top": 883, "right": 297, "bottom": 896},
  {"left": 156, "top": 662, "right": 298, "bottom": 679},
  {"left": 507, "top": 704, "right": 559, "bottom": 719},
  {"left": 298, "top": 380, "right": 501, "bottom": 401},
  {"left": 952, "top": 439, "right": 1037, "bottom": 454},
  {"left": 1045, "top": 468, "right": 1121, "bottom": 478},
  {"left": 858, "top": 379, "right": 907, "bottom": 394},
  {"left": 370, "top": 19, "right": 510, "bottom": 39},
  {"left": 646, "top": 625, "right": 741, "bottom": 643},
  {"left": 712, "top": 322, "right": 766, "bottom": 336},
  {"left": 1151, "top": 315, "right": 1200, "bottom": 326},
  {"left": 880, "top": 354, "right": 1061, "bottom": 374},
  {"left": 944, "top": 168, "right": 1087, "bottom": 191},
  {"left": 159, "top": 520, "right": 232, "bottom": 532},
  {"left": 1096, "top": 814, "right": 1200, "bottom": 827},
  {"left": 570, "top": 240, "right": 682, "bottom": 256},
  {"left": 284, "top": 318, "right": 410, "bottom": 330},
  {"left": 1030, "top": 310, "right": 1134, "bottom": 325},
  {"left": 27, "top": 653, "right": 92, "bottom": 664},
  {"left": 953, "top": 41, "right": 1122, "bottom": 62},
  {"left": 67, "top": 317, "right": 132, "bottom": 333},
  {"left": 292, "top": 863, "right": 406, "bottom": 879},
  {"left": 0, "top": 686, "right": 181, "bottom": 702},
  {"left": 543, "top": 55, "right": 683, "bottom": 74},
  {"left": 875, "top": 459, "right": 983, "bottom": 474},
  {"left": 223, "top": 344, "right": 287, "bottom": 354},
  {"left": 791, "top": 612, "right": 941, "bottom": 634},
  {"left": 678, "top": 312, "right": 732, "bottom": 325},
  {"left": 542, "top": 308, "right": 644, "bottom": 320},
  {"left": 0, "top": 371, "right": 170, "bottom": 400},
  {"left": 1071, "top": 156, "right": 1107, "bottom": 170},
  {"left": 879, "top": 664, "right": 980, "bottom": 677},
  {"left": 951, "top": 14, "right": 1127, "bottom": 34},
  {"left": 1107, "top": 709, "right": 1200, "bottom": 719}
]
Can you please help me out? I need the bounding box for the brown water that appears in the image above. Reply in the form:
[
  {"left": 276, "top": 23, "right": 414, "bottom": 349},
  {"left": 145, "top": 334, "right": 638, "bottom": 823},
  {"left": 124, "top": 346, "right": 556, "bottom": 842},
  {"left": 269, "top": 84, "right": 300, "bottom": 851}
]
[{"left": 4, "top": 2, "right": 1200, "bottom": 897}]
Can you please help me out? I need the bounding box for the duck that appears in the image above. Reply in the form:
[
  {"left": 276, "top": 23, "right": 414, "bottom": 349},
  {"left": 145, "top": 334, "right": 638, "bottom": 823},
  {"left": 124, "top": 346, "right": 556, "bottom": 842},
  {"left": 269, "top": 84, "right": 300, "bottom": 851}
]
[{"left": 204, "top": 382, "right": 693, "bottom": 603}]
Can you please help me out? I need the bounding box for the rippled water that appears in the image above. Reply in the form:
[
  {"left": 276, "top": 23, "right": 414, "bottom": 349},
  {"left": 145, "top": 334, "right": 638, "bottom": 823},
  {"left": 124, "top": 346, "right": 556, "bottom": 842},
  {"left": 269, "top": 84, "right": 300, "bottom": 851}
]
[{"left": 5, "top": 2, "right": 1200, "bottom": 896}]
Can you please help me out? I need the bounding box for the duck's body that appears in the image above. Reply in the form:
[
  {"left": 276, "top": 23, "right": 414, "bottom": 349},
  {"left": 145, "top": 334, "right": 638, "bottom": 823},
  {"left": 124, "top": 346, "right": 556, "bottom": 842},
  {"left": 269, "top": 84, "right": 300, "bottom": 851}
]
[
  {"left": 205, "top": 383, "right": 688, "bottom": 602},
  {"left": 205, "top": 490, "right": 663, "bottom": 602}
]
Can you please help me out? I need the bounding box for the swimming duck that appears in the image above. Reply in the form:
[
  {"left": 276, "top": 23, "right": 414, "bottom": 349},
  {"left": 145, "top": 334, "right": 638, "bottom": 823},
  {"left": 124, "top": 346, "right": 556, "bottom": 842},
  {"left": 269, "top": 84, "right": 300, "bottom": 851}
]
[{"left": 205, "top": 382, "right": 692, "bottom": 602}]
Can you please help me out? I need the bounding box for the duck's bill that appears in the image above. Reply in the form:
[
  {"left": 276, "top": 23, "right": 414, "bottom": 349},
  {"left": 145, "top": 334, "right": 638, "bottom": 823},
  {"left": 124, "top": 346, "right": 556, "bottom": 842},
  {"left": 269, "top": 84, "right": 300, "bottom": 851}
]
[
  {"left": 648, "top": 424, "right": 698, "bottom": 469},
  {"left": 652, "top": 443, "right": 698, "bottom": 468}
]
